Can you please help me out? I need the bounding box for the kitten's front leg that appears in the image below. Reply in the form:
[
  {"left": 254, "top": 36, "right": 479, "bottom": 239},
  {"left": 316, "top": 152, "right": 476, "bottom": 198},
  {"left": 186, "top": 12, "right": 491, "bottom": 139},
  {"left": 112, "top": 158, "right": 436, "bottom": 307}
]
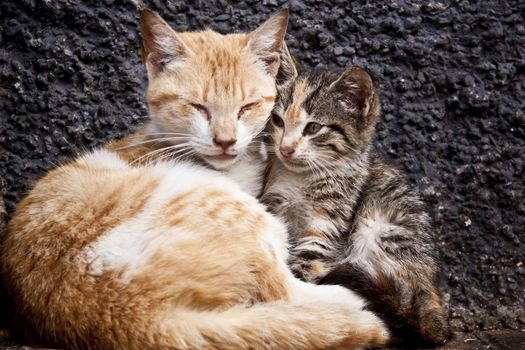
[
  {"left": 289, "top": 235, "right": 339, "bottom": 283},
  {"left": 287, "top": 207, "right": 346, "bottom": 282}
]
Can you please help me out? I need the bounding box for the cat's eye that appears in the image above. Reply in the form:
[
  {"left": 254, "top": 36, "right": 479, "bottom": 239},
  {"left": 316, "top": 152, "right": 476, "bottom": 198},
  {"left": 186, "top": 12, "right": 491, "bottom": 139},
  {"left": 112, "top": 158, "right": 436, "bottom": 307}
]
[
  {"left": 238, "top": 102, "right": 259, "bottom": 119},
  {"left": 190, "top": 103, "right": 210, "bottom": 120},
  {"left": 271, "top": 113, "right": 284, "bottom": 128},
  {"left": 304, "top": 122, "right": 323, "bottom": 135}
]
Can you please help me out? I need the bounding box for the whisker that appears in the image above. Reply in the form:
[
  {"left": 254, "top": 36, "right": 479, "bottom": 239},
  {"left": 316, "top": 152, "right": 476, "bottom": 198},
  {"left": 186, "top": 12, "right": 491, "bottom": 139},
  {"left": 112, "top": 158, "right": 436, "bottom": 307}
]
[
  {"left": 140, "top": 132, "right": 194, "bottom": 137},
  {"left": 115, "top": 137, "right": 191, "bottom": 150},
  {"left": 156, "top": 147, "right": 194, "bottom": 164},
  {"left": 131, "top": 143, "right": 191, "bottom": 165},
  {"left": 145, "top": 145, "right": 194, "bottom": 166}
]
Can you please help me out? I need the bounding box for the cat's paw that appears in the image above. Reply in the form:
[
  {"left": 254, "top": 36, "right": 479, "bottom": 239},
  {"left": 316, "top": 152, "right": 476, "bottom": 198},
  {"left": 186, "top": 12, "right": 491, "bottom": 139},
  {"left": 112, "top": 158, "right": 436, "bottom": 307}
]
[{"left": 341, "top": 308, "right": 390, "bottom": 350}]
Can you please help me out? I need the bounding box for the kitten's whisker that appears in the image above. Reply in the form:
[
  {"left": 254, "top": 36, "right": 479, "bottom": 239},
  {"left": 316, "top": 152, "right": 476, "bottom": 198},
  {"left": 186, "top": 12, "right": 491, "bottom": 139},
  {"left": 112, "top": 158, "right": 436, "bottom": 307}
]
[
  {"left": 306, "top": 158, "right": 323, "bottom": 180},
  {"left": 311, "top": 156, "right": 347, "bottom": 195},
  {"left": 309, "top": 157, "right": 338, "bottom": 194},
  {"left": 340, "top": 144, "right": 359, "bottom": 154}
]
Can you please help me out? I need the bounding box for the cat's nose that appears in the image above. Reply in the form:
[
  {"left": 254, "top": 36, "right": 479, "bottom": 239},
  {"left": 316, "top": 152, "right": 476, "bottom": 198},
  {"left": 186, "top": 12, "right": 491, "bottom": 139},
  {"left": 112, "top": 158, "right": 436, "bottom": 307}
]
[
  {"left": 213, "top": 137, "right": 236, "bottom": 150},
  {"left": 279, "top": 145, "right": 295, "bottom": 158}
]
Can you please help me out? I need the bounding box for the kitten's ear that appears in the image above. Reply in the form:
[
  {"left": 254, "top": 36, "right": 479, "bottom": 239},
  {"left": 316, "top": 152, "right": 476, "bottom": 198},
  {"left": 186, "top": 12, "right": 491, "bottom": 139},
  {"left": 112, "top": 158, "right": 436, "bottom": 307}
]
[
  {"left": 330, "top": 67, "right": 381, "bottom": 125},
  {"left": 140, "top": 9, "right": 189, "bottom": 77},
  {"left": 276, "top": 42, "right": 300, "bottom": 86},
  {"left": 248, "top": 9, "right": 289, "bottom": 76}
]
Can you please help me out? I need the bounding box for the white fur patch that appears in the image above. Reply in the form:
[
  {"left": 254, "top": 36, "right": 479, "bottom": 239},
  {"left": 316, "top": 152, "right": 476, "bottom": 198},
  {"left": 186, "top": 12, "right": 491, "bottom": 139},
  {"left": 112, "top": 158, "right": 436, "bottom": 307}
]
[
  {"left": 343, "top": 211, "right": 401, "bottom": 277},
  {"left": 309, "top": 217, "right": 339, "bottom": 237},
  {"left": 79, "top": 149, "right": 129, "bottom": 169},
  {"left": 289, "top": 278, "right": 366, "bottom": 311},
  {"left": 260, "top": 212, "right": 290, "bottom": 265},
  {"left": 225, "top": 152, "right": 265, "bottom": 197},
  {"left": 189, "top": 111, "right": 267, "bottom": 196},
  {"left": 80, "top": 158, "right": 248, "bottom": 280}
]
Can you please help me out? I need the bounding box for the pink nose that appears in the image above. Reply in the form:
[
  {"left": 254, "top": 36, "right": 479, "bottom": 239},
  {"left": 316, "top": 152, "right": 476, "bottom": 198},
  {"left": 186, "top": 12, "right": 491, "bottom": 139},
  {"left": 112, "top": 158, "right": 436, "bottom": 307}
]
[
  {"left": 213, "top": 137, "right": 236, "bottom": 150},
  {"left": 279, "top": 145, "right": 295, "bottom": 158}
]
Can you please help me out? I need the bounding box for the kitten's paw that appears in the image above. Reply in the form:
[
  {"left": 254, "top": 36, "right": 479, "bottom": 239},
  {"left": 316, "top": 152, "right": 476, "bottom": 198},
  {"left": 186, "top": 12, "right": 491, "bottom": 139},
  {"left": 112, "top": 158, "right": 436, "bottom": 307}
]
[
  {"left": 408, "top": 288, "right": 450, "bottom": 345},
  {"left": 290, "top": 258, "right": 333, "bottom": 283},
  {"left": 417, "top": 306, "right": 450, "bottom": 345}
]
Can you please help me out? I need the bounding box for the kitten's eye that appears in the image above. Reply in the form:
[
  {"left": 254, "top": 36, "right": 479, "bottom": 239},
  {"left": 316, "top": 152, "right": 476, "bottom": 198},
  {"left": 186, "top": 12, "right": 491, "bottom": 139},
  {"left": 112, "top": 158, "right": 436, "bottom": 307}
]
[
  {"left": 304, "top": 122, "right": 323, "bottom": 135},
  {"left": 271, "top": 113, "right": 284, "bottom": 128},
  {"left": 238, "top": 102, "right": 259, "bottom": 119},
  {"left": 190, "top": 103, "right": 210, "bottom": 120}
]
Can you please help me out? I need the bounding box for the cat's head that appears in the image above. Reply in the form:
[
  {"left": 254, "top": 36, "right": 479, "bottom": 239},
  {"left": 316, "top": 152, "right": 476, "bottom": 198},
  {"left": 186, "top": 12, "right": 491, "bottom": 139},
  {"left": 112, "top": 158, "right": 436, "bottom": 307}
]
[
  {"left": 140, "top": 9, "right": 288, "bottom": 170},
  {"left": 270, "top": 63, "right": 381, "bottom": 173}
]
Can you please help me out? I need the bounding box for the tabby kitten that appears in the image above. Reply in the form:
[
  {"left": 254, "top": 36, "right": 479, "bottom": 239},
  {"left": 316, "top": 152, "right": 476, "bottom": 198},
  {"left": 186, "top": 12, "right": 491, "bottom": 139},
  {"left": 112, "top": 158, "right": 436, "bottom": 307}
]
[
  {"left": 1, "top": 10, "right": 389, "bottom": 350},
  {"left": 263, "top": 62, "right": 449, "bottom": 345}
]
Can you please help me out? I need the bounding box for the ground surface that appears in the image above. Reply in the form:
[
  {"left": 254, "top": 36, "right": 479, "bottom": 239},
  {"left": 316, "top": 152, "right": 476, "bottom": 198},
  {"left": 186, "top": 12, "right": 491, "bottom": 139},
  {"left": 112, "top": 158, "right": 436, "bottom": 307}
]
[{"left": 0, "top": 0, "right": 524, "bottom": 348}]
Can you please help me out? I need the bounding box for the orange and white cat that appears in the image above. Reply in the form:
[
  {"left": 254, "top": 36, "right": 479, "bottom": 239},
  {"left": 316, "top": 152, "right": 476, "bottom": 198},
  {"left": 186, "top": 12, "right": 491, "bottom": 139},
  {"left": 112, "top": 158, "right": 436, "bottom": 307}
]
[{"left": 1, "top": 9, "right": 389, "bottom": 350}]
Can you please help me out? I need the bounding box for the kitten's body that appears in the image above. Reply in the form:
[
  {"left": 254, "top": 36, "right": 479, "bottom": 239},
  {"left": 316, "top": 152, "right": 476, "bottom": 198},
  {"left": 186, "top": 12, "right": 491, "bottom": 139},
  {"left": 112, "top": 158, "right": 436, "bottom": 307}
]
[
  {"left": 1, "top": 10, "right": 389, "bottom": 350},
  {"left": 263, "top": 67, "right": 448, "bottom": 345}
]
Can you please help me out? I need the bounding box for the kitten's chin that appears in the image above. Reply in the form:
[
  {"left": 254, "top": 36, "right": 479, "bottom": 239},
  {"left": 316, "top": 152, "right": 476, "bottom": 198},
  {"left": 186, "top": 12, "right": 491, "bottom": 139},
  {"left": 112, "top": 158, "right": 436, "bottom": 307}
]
[{"left": 279, "top": 158, "right": 310, "bottom": 173}]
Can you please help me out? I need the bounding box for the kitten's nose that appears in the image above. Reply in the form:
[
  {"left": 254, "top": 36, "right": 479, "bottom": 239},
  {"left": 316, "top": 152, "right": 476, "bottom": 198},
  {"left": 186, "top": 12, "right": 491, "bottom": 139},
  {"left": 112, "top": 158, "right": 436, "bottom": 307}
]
[
  {"left": 279, "top": 145, "right": 295, "bottom": 158},
  {"left": 213, "top": 137, "right": 236, "bottom": 150}
]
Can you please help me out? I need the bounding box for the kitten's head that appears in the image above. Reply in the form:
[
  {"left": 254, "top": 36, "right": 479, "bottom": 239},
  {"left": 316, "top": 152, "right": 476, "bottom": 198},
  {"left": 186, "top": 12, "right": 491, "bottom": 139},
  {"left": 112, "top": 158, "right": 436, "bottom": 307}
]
[
  {"left": 270, "top": 64, "right": 381, "bottom": 173},
  {"left": 141, "top": 9, "right": 288, "bottom": 170}
]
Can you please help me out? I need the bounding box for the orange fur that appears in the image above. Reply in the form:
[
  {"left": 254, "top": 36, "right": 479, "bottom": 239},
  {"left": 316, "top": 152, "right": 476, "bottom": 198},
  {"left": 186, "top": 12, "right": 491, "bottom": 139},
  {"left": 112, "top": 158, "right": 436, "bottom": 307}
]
[
  {"left": 2, "top": 154, "right": 389, "bottom": 349},
  {"left": 1, "top": 9, "right": 390, "bottom": 350},
  {"left": 143, "top": 26, "right": 276, "bottom": 150}
]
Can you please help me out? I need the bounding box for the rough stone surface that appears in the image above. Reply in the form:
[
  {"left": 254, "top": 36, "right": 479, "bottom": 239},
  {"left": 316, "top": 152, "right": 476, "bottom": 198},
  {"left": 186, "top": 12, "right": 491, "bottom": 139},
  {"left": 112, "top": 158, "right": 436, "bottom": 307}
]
[
  {"left": 0, "top": 0, "right": 524, "bottom": 347},
  {"left": 0, "top": 177, "right": 7, "bottom": 331}
]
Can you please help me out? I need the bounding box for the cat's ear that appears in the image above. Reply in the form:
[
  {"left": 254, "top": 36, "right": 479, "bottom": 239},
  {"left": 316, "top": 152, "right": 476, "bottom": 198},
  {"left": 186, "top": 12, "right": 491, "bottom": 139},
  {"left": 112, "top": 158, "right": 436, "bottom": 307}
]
[
  {"left": 248, "top": 9, "right": 289, "bottom": 77},
  {"left": 276, "top": 42, "right": 300, "bottom": 86},
  {"left": 140, "top": 9, "right": 189, "bottom": 77},
  {"left": 330, "top": 67, "right": 381, "bottom": 124}
]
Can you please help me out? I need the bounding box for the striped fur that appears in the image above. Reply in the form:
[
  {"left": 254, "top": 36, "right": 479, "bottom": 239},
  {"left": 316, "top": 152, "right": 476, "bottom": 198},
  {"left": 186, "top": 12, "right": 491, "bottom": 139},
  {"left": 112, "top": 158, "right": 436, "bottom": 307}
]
[{"left": 263, "top": 64, "right": 449, "bottom": 345}]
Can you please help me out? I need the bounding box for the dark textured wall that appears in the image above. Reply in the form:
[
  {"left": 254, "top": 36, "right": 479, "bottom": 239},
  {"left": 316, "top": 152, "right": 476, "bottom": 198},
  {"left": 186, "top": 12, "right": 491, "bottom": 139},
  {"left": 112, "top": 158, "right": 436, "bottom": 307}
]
[{"left": 0, "top": 0, "right": 524, "bottom": 335}]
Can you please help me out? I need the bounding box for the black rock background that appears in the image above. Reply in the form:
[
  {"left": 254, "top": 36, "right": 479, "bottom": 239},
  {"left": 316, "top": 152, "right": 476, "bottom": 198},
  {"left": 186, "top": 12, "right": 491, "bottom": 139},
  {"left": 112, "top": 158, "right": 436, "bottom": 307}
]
[{"left": 0, "top": 0, "right": 524, "bottom": 341}]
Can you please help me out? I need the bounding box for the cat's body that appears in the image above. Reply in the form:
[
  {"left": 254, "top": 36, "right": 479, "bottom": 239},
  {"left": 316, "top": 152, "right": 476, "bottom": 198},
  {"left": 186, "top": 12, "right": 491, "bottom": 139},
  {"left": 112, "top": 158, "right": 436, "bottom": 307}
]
[
  {"left": 3, "top": 148, "right": 387, "bottom": 349},
  {"left": 1, "top": 9, "right": 389, "bottom": 350},
  {"left": 263, "top": 66, "right": 448, "bottom": 345}
]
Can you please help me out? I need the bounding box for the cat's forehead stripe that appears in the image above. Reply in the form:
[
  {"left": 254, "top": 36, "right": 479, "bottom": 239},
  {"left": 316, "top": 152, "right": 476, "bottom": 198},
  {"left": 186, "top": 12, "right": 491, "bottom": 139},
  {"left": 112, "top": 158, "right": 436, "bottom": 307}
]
[{"left": 286, "top": 80, "right": 313, "bottom": 122}]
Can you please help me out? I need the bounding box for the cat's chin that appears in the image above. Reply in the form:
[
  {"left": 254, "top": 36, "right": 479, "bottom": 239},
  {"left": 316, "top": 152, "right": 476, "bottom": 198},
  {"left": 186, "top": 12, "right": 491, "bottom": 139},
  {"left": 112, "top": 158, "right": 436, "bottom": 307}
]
[{"left": 203, "top": 154, "right": 240, "bottom": 170}]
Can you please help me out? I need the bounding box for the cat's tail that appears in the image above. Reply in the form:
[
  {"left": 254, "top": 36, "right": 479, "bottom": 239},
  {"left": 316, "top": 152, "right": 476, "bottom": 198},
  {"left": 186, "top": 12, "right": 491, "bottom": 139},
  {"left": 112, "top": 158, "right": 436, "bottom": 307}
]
[
  {"left": 319, "top": 263, "right": 449, "bottom": 346},
  {"left": 148, "top": 301, "right": 389, "bottom": 350}
]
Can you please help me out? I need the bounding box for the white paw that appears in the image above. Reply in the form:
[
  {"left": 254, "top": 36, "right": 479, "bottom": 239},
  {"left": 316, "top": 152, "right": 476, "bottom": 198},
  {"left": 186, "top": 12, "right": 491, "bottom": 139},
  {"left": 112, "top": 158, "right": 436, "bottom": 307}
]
[
  {"left": 290, "top": 280, "right": 366, "bottom": 311},
  {"left": 318, "top": 284, "right": 367, "bottom": 311}
]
